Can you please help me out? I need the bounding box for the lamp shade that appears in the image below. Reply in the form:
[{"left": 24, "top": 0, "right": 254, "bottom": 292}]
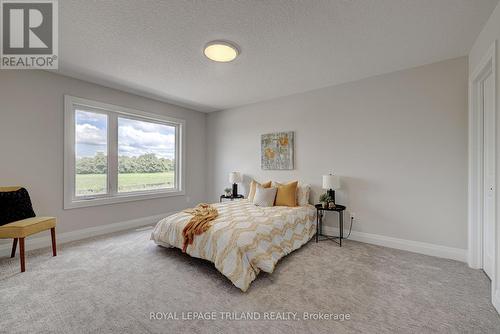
[
  {"left": 229, "top": 172, "right": 242, "bottom": 184},
  {"left": 322, "top": 174, "right": 340, "bottom": 190}
]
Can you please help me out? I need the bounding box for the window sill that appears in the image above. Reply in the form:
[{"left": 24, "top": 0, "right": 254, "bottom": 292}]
[{"left": 64, "top": 189, "right": 185, "bottom": 210}]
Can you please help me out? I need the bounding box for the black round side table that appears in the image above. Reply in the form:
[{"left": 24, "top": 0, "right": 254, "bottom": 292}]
[
  {"left": 315, "top": 204, "right": 346, "bottom": 246},
  {"left": 220, "top": 194, "right": 244, "bottom": 202}
]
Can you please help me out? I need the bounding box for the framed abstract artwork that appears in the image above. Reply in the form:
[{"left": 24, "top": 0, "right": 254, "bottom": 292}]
[{"left": 261, "top": 131, "right": 294, "bottom": 170}]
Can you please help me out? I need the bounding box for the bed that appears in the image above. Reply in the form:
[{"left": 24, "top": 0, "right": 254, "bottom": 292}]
[{"left": 151, "top": 199, "right": 316, "bottom": 291}]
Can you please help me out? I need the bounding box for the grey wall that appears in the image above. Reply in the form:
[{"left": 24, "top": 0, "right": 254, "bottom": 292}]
[
  {"left": 0, "top": 70, "right": 207, "bottom": 243},
  {"left": 0, "top": 57, "right": 469, "bottom": 251},
  {"left": 207, "top": 57, "right": 468, "bottom": 249}
]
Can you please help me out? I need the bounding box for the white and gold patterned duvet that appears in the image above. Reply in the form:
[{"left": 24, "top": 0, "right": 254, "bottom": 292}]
[{"left": 151, "top": 199, "right": 316, "bottom": 291}]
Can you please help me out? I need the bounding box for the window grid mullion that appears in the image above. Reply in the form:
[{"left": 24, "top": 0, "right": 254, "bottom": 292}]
[{"left": 108, "top": 113, "right": 118, "bottom": 196}]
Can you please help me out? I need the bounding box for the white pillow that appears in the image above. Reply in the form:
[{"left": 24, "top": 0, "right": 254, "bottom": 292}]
[
  {"left": 297, "top": 183, "right": 311, "bottom": 206},
  {"left": 253, "top": 186, "right": 277, "bottom": 207}
]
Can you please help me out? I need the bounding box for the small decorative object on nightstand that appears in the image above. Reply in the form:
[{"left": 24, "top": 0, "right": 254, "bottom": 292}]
[
  {"left": 315, "top": 203, "right": 346, "bottom": 246},
  {"left": 224, "top": 187, "right": 232, "bottom": 196},
  {"left": 318, "top": 193, "right": 331, "bottom": 209},
  {"left": 220, "top": 194, "right": 244, "bottom": 202}
]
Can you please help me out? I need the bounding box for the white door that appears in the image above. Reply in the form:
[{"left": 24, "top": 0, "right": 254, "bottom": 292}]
[{"left": 483, "top": 72, "right": 495, "bottom": 280}]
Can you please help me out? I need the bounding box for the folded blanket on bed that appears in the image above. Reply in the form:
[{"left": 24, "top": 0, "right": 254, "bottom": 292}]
[{"left": 181, "top": 203, "right": 218, "bottom": 252}]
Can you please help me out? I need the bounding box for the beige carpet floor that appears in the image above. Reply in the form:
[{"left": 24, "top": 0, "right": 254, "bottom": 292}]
[{"left": 0, "top": 227, "right": 499, "bottom": 333}]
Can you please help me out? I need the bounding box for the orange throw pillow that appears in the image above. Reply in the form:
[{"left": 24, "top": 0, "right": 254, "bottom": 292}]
[
  {"left": 274, "top": 181, "right": 298, "bottom": 207},
  {"left": 248, "top": 180, "right": 272, "bottom": 201}
]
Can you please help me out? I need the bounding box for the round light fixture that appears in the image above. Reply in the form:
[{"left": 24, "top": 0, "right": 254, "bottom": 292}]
[{"left": 204, "top": 41, "right": 239, "bottom": 62}]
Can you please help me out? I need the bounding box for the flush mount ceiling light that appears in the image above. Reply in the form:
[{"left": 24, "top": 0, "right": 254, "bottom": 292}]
[{"left": 204, "top": 41, "right": 240, "bottom": 62}]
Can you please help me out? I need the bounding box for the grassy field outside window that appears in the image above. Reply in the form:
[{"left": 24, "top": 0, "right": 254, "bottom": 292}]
[{"left": 76, "top": 171, "right": 174, "bottom": 196}]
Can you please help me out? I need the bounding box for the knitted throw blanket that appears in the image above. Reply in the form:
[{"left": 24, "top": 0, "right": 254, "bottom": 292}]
[{"left": 181, "top": 203, "right": 218, "bottom": 252}]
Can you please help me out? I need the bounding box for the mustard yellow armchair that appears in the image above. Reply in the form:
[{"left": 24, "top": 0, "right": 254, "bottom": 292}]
[{"left": 0, "top": 187, "right": 57, "bottom": 272}]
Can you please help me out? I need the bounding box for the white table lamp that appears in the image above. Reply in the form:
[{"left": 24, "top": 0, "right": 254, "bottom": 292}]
[
  {"left": 229, "top": 172, "right": 242, "bottom": 196},
  {"left": 322, "top": 174, "right": 340, "bottom": 204}
]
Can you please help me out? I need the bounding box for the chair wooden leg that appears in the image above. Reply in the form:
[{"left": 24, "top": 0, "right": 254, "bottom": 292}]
[
  {"left": 11, "top": 238, "right": 18, "bottom": 258},
  {"left": 50, "top": 227, "right": 57, "bottom": 257},
  {"left": 19, "top": 237, "right": 25, "bottom": 272}
]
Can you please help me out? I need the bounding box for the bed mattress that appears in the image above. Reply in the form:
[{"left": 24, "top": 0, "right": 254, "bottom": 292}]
[{"left": 151, "top": 199, "right": 316, "bottom": 291}]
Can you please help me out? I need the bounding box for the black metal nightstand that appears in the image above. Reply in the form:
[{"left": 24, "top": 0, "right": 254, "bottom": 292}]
[
  {"left": 220, "top": 194, "right": 244, "bottom": 202},
  {"left": 315, "top": 204, "right": 346, "bottom": 246}
]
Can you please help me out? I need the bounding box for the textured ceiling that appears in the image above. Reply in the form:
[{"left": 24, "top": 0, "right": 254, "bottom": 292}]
[{"left": 58, "top": 0, "right": 499, "bottom": 112}]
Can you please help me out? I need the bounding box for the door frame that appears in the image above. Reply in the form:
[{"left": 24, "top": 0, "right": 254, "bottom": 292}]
[{"left": 468, "top": 40, "right": 497, "bottom": 308}]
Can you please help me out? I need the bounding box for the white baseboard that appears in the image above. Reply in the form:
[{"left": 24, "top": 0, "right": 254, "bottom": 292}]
[
  {"left": 0, "top": 212, "right": 172, "bottom": 258},
  {"left": 322, "top": 226, "right": 467, "bottom": 262}
]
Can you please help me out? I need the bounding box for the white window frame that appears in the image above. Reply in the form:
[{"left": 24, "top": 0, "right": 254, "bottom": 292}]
[{"left": 64, "top": 95, "right": 185, "bottom": 209}]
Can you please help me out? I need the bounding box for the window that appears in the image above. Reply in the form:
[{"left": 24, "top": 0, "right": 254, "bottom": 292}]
[
  {"left": 75, "top": 109, "right": 108, "bottom": 196},
  {"left": 117, "top": 117, "right": 177, "bottom": 193},
  {"left": 64, "top": 96, "right": 185, "bottom": 209}
]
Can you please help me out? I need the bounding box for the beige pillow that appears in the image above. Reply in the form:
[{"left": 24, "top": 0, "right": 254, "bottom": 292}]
[
  {"left": 248, "top": 180, "right": 272, "bottom": 201},
  {"left": 274, "top": 181, "right": 298, "bottom": 207},
  {"left": 296, "top": 183, "right": 311, "bottom": 206},
  {"left": 253, "top": 186, "right": 277, "bottom": 207},
  {"left": 272, "top": 181, "right": 309, "bottom": 206}
]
